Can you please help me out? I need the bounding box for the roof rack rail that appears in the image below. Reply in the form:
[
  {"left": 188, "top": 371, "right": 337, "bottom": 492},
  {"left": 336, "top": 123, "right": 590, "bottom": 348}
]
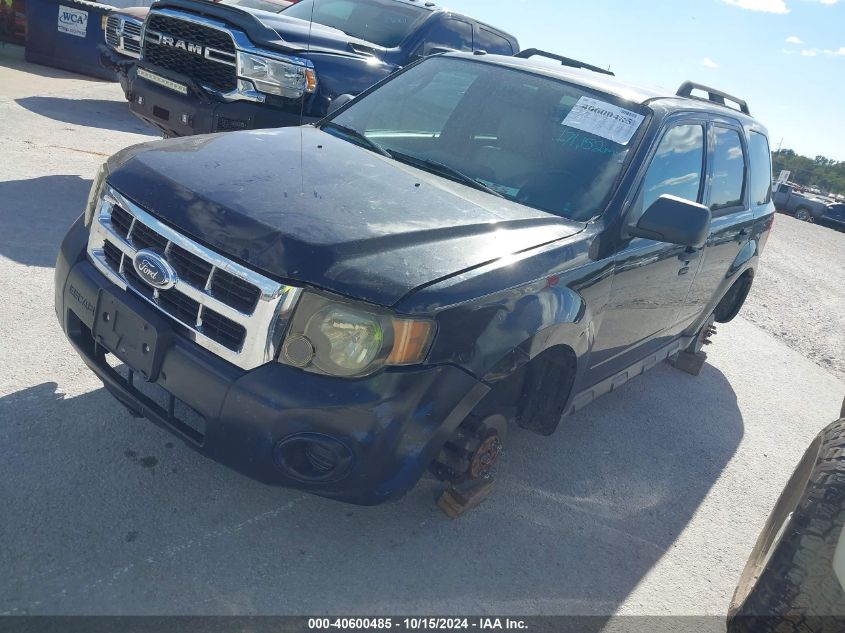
[
  {"left": 514, "top": 48, "right": 614, "bottom": 76},
  {"left": 676, "top": 81, "right": 750, "bottom": 115}
]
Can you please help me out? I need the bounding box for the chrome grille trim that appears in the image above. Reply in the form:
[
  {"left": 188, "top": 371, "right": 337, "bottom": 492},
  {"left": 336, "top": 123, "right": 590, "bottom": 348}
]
[
  {"left": 105, "top": 15, "right": 143, "bottom": 59},
  {"left": 140, "top": 8, "right": 315, "bottom": 103},
  {"left": 87, "top": 186, "right": 302, "bottom": 370}
]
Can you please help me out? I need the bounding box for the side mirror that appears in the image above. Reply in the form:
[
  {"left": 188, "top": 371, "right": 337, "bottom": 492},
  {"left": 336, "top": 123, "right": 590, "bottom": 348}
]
[
  {"left": 327, "top": 93, "right": 355, "bottom": 116},
  {"left": 629, "top": 195, "right": 711, "bottom": 248}
]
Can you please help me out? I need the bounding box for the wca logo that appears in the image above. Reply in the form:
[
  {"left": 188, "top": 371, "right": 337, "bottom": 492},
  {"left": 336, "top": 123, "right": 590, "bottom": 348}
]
[
  {"left": 59, "top": 10, "right": 86, "bottom": 24},
  {"left": 57, "top": 5, "right": 88, "bottom": 38}
]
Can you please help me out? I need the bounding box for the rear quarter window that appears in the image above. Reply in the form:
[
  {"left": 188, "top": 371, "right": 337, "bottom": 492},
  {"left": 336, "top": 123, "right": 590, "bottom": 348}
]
[{"left": 748, "top": 131, "right": 773, "bottom": 206}]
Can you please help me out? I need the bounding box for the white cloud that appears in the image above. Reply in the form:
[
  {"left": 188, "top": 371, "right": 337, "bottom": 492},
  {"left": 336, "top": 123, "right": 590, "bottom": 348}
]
[
  {"left": 785, "top": 35, "right": 803, "bottom": 44},
  {"left": 702, "top": 57, "right": 719, "bottom": 68},
  {"left": 818, "top": 0, "right": 838, "bottom": 5},
  {"left": 823, "top": 47, "right": 845, "bottom": 55},
  {"left": 801, "top": 49, "right": 818, "bottom": 56},
  {"left": 722, "top": 0, "right": 790, "bottom": 13}
]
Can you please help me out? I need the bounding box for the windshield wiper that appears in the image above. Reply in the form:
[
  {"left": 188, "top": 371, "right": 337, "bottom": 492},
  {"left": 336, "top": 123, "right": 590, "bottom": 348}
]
[
  {"left": 388, "top": 151, "right": 504, "bottom": 198},
  {"left": 320, "top": 122, "right": 392, "bottom": 158}
]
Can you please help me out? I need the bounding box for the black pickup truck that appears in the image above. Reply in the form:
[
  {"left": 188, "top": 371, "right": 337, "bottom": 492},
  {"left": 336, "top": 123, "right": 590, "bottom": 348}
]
[
  {"left": 127, "top": 0, "right": 519, "bottom": 136},
  {"left": 56, "top": 53, "right": 774, "bottom": 505}
]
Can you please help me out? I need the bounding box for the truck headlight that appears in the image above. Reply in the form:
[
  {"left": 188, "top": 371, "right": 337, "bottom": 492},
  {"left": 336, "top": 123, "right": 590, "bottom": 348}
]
[
  {"left": 279, "top": 293, "right": 435, "bottom": 378},
  {"left": 84, "top": 161, "right": 109, "bottom": 227},
  {"left": 237, "top": 52, "right": 317, "bottom": 99}
]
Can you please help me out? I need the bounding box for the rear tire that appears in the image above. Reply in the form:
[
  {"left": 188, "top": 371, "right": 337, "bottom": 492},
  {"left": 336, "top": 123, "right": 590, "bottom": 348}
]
[
  {"left": 727, "top": 417, "right": 845, "bottom": 632},
  {"left": 795, "top": 207, "right": 813, "bottom": 222}
]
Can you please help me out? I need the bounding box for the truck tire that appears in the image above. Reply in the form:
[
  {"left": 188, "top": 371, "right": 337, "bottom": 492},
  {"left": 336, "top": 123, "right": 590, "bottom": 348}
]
[
  {"left": 794, "top": 207, "right": 813, "bottom": 222},
  {"left": 727, "top": 416, "right": 845, "bottom": 632}
]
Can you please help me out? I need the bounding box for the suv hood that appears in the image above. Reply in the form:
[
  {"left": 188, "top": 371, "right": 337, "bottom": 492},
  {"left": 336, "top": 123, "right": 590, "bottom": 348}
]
[{"left": 107, "top": 128, "right": 585, "bottom": 307}]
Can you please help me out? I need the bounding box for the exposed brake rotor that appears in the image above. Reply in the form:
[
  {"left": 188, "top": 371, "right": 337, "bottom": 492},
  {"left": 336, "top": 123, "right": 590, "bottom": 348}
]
[{"left": 431, "top": 413, "right": 506, "bottom": 484}]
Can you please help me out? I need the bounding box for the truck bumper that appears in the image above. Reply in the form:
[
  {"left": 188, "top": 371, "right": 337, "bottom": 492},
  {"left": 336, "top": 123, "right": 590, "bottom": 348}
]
[
  {"left": 55, "top": 217, "right": 489, "bottom": 505},
  {"left": 98, "top": 44, "right": 135, "bottom": 99},
  {"left": 127, "top": 64, "right": 319, "bottom": 137}
]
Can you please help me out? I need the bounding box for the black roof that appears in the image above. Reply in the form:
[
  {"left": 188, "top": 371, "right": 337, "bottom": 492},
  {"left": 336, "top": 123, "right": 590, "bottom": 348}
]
[{"left": 444, "top": 52, "right": 761, "bottom": 124}]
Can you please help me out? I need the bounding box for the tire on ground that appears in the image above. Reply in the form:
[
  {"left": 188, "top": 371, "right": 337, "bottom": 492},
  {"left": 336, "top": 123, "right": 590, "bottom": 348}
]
[{"left": 728, "top": 416, "right": 845, "bottom": 632}]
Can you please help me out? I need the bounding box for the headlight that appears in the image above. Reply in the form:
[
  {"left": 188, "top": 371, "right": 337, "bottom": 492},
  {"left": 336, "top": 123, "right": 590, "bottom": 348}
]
[
  {"left": 279, "top": 293, "right": 435, "bottom": 378},
  {"left": 83, "top": 161, "right": 109, "bottom": 227},
  {"left": 237, "top": 52, "right": 317, "bottom": 99}
]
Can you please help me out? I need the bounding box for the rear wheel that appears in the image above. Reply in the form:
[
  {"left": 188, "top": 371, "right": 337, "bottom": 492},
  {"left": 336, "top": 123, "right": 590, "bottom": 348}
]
[
  {"left": 795, "top": 207, "right": 813, "bottom": 222},
  {"left": 728, "top": 417, "right": 845, "bottom": 632}
]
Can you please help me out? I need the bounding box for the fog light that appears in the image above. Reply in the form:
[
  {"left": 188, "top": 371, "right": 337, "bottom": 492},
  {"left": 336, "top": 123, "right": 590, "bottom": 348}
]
[{"left": 273, "top": 433, "right": 354, "bottom": 483}]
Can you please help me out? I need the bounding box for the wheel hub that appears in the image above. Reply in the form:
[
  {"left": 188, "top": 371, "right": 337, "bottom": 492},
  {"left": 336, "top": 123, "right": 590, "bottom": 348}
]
[{"left": 469, "top": 433, "right": 504, "bottom": 480}]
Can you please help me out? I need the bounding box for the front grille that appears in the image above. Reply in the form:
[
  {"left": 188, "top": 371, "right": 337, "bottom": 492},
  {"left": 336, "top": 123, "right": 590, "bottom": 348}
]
[
  {"left": 104, "top": 15, "right": 143, "bottom": 59},
  {"left": 169, "top": 244, "right": 212, "bottom": 288},
  {"left": 110, "top": 204, "right": 133, "bottom": 238},
  {"left": 122, "top": 20, "right": 142, "bottom": 56},
  {"left": 131, "top": 220, "right": 168, "bottom": 251},
  {"left": 105, "top": 15, "right": 120, "bottom": 48},
  {"left": 87, "top": 187, "right": 302, "bottom": 369},
  {"left": 143, "top": 12, "right": 237, "bottom": 93}
]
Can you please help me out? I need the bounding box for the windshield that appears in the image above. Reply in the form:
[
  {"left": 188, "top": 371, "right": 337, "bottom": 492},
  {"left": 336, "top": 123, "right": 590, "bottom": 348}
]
[
  {"left": 326, "top": 57, "right": 649, "bottom": 221},
  {"left": 282, "top": 0, "right": 430, "bottom": 48}
]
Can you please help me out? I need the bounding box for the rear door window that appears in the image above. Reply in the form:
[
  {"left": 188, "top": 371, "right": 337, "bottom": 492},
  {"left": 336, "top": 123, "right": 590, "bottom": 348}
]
[
  {"left": 641, "top": 124, "right": 705, "bottom": 211},
  {"left": 422, "top": 19, "right": 474, "bottom": 54},
  {"left": 477, "top": 28, "right": 513, "bottom": 55},
  {"left": 709, "top": 127, "right": 747, "bottom": 212}
]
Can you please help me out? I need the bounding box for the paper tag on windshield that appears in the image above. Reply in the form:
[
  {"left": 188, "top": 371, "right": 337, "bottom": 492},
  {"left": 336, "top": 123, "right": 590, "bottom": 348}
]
[{"left": 561, "top": 97, "right": 644, "bottom": 146}]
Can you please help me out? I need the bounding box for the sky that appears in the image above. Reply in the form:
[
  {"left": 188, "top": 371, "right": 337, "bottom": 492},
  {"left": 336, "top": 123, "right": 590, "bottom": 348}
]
[{"left": 444, "top": 0, "right": 845, "bottom": 161}]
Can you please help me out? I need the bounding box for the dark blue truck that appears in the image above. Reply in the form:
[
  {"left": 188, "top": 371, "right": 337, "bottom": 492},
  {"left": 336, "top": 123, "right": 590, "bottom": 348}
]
[{"left": 127, "top": 0, "right": 519, "bottom": 136}]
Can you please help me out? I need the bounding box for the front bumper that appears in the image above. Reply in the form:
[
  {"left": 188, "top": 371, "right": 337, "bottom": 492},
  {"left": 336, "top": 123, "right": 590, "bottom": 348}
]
[
  {"left": 98, "top": 44, "right": 135, "bottom": 98},
  {"left": 127, "top": 64, "right": 319, "bottom": 137},
  {"left": 55, "top": 217, "right": 488, "bottom": 505}
]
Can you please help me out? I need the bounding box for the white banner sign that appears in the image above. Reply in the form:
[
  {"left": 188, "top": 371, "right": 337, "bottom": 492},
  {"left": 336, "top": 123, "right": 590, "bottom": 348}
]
[
  {"left": 561, "top": 96, "right": 645, "bottom": 146},
  {"left": 58, "top": 5, "right": 88, "bottom": 38}
]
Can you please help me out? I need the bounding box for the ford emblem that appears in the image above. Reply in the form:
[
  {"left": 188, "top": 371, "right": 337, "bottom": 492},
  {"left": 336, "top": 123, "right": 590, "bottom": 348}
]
[{"left": 132, "top": 249, "right": 177, "bottom": 290}]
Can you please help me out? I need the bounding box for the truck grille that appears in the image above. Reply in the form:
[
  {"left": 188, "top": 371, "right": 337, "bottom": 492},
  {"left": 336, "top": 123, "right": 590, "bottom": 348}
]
[
  {"left": 143, "top": 12, "right": 238, "bottom": 93},
  {"left": 105, "top": 15, "right": 143, "bottom": 59},
  {"left": 87, "top": 186, "right": 302, "bottom": 370}
]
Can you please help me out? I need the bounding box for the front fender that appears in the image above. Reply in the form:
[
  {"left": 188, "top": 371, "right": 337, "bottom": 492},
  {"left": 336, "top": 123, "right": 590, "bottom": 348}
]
[
  {"left": 427, "top": 281, "right": 588, "bottom": 382},
  {"left": 306, "top": 52, "right": 396, "bottom": 117}
]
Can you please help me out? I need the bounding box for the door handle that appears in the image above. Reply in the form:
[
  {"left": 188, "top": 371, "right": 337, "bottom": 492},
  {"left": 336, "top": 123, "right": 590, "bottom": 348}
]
[{"left": 678, "top": 247, "right": 702, "bottom": 262}]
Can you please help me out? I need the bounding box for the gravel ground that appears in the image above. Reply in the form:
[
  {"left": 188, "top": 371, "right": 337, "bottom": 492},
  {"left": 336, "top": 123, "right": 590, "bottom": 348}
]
[
  {"left": 1, "top": 45, "right": 844, "bottom": 623},
  {"left": 743, "top": 214, "right": 845, "bottom": 382}
]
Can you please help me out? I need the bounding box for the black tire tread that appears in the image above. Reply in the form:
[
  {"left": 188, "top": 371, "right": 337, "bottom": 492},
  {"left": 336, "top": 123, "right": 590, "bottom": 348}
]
[{"left": 729, "top": 417, "right": 845, "bottom": 632}]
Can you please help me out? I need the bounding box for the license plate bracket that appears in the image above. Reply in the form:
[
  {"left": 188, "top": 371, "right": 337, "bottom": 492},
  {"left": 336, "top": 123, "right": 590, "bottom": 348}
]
[{"left": 93, "top": 289, "right": 172, "bottom": 382}]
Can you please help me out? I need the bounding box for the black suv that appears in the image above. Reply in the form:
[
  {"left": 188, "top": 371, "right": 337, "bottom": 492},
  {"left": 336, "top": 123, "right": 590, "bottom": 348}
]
[{"left": 55, "top": 52, "right": 775, "bottom": 505}]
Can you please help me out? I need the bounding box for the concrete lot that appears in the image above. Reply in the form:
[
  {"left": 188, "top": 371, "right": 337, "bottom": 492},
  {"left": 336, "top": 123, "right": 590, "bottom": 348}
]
[{"left": 1, "top": 45, "right": 844, "bottom": 622}]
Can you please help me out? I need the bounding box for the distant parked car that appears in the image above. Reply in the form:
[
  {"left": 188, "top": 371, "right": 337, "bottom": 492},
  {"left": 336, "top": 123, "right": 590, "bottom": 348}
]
[{"left": 773, "top": 182, "right": 827, "bottom": 222}]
